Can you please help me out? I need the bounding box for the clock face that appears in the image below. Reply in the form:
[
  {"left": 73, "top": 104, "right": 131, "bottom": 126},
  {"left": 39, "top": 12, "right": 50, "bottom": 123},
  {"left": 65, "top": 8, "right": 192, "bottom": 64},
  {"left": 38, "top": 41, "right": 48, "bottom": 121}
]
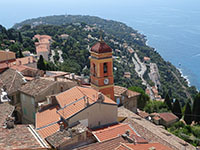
[{"left": 104, "top": 78, "right": 109, "bottom": 85}]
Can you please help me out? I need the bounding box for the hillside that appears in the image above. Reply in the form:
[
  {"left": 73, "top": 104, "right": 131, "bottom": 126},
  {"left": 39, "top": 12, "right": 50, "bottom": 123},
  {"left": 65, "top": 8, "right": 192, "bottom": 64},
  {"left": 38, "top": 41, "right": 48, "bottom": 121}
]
[{"left": 2, "top": 15, "right": 198, "bottom": 103}]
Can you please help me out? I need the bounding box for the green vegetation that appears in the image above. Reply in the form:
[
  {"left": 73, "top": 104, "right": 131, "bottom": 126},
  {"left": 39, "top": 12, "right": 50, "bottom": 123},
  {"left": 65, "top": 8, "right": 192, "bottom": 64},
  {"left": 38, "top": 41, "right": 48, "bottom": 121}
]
[
  {"left": 0, "top": 25, "right": 35, "bottom": 57},
  {"left": 168, "top": 121, "right": 200, "bottom": 146},
  {"left": 12, "top": 15, "right": 198, "bottom": 102},
  {"left": 37, "top": 55, "right": 46, "bottom": 71},
  {"left": 184, "top": 102, "right": 192, "bottom": 125},
  {"left": 172, "top": 99, "right": 182, "bottom": 119},
  {"left": 164, "top": 93, "right": 172, "bottom": 110},
  {"left": 193, "top": 93, "right": 200, "bottom": 123},
  {"left": 144, "top": 100, "right": 169, "bottom": 114},
  {"left": 128, "top": 86, "right": 150, "bottom": 110}
]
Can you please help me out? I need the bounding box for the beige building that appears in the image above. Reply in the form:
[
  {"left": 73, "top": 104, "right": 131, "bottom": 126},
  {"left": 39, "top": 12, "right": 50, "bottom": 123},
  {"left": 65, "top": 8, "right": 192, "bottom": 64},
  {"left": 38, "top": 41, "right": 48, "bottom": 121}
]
[
  {"left": 114, "top": 86, "right": 140, "bottom": 112},
  {"left": 36, "top": 86, "right": 117, "bottom": 139},
  {"left": 19, "top": 78, "right": 77, "bottom": 124},
  {"left": 0, "top": 50, "right": 16, "bottom": 63}
]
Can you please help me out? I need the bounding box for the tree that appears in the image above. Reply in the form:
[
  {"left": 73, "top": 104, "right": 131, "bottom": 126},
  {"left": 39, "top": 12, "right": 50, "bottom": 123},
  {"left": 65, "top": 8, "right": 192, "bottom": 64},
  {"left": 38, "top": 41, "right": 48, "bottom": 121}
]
[
  {"left": 172, "top": 99, "right": 182, "bottom": 119},
  {"left": 18, "top": 48, "right": 23, "bottom": 58},
  {"left": 184, "top": 102, "right": 192, "bottom": 125},
  {"left": 164, "top": 93, "right": 172, "bottom": 110},
  {"left": 18, "top": 32, "right": 23, "bottom": 43},
  {"left": 128, "top": 86, "right": 150, "bottom": 110},
  {"left": 193, "top": 93, "right": 200, "bottom": 123},
  {"left": 37, "top": 55, "right": 46, "bottom": 71}
]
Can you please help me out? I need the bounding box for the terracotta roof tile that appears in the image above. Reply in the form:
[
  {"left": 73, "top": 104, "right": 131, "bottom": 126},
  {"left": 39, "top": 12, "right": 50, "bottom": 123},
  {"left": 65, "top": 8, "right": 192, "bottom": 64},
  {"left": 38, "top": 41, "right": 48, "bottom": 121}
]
[
  {"left": 19, "top": 78, "right": 56, "bottom": 97},
  {"left": 92, "top": 123, "right": 138, "bottom": 142},
  {"left": 159, "top": 113, "right": 178, "bottom": 123},
  {"left": 0, "top": 103, "right": 14, "bottom": 126},
  {"left": 0, "top": 50, "right": 16, "bottom": 63},
  {"left": 0, "top": 68, "right": 26, "bottom": 95},
  {"left": 125, "top": 90, "right": 140, "bottom": 98},
  {"left": 78, "top": 136, "right": 127, "bottom": 150},
  {"left": 37, "top": 123, "right": 60, "bottom": 139},
  {"left": 10, "top": 64, "right": 38, "bottom": 72},
  {"left": 114, "top": 86, "right": 127, "bottom": 96},
  {"left": 56, "top": 86, "right": 116, "bottom": 119},
  {"left": 0, "top": 125, "right": 44, "bottom": 149},
  {"left": 115, "top": 144, "right": 130, "bottom": 150},
  {"left": 0, "top": 63, "right": 8, "bottom": 69},
  {"left": 36, "top": 106, "right": 60, "bottom": 129},
  {"left": 13, "top": 56, "right": 36, "bottom": 66},
  {"left": 91, "top": 41, "right": 112, "bottom": 53},
  {"left": 124, "top": 143, "right": 172, "bottom": 150}
]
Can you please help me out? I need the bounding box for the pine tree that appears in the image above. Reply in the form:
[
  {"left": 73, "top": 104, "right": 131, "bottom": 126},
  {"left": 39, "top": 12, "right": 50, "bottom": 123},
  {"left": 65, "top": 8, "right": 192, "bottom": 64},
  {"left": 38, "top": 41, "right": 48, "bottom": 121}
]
[
  {"left": 193, "top": 93, "right": 200, "bottom": 123},
  {"left": 172, "top": 99, "right": 182, "bottom": 119},
  {"left": 37, "top": 55, "right": 46, "bottom": 71},
  {"left": 184, "top": 102, "right": 192, "bottom": 125},
  {"left": 164, "top": 93, "right": 172, "bottom": 110}
]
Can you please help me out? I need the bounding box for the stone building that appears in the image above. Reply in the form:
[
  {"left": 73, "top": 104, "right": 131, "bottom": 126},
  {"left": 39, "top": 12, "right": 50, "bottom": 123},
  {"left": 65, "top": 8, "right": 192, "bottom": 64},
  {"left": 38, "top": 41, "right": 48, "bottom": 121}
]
[
  {"left": 114, "top": 86, "right": 140, "bottom": 112},
  {"left": 19, "top": 78, "right": 77, "bottom": 124}
]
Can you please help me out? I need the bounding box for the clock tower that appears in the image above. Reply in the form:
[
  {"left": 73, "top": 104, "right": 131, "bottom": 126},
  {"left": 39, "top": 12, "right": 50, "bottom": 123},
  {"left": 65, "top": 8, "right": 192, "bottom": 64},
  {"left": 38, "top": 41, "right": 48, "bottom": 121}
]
[{"left": 90, "top": 39, "right": 114, "bottom": 100}]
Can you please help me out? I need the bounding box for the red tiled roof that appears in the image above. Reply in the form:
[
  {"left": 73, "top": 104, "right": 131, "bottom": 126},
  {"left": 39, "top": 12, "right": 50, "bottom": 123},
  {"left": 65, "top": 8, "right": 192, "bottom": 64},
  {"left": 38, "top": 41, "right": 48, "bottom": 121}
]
[
  {"left": 36, "top": 45, "right": 49, "bottom": 53},
  {"left": 159, "top": 113, "right": 178, "bottom": 123},
  {"left": 92, "top": 123, "right": 138, "bottom": 142},
  {"left": 14, "top": 56, "right": 36, "bottom": 65},
  {"left": 91, "top": 41, "right": 112, "bottom": 53},
  {"left": 125, "top": 90, "right": 140, "bottom": 98},
  {"left": 56, "top": 86, "right": 116, "bottom": 119},
  {"left": 10, "top": 64, "right": 37, "bottom": 72},
  {"left": 115, "top": 144, "right": 130, "bottom": 150},
  {"left": 37, "top": 123, "right": 60, "bottom": 139},
  {"left": 114, "top": 86, "right": 127, "bottom": 96},
  {"left": 0, "top": 125, "right": 45, "bottom": 149},
  {"left": 36, "top": 106, "right": 60, "bottom": 129},
  {"left": 78, "top": 136, "right": 127, "bottom": 150},
  {"left": 124, "top": 143, "right": 172, "bottom": 150},
  {"left": 137, "top": 111, "right": 149, "bottom": 118},
  {"left": 0, "top": 63, "right": 8, "bottom": 69}
]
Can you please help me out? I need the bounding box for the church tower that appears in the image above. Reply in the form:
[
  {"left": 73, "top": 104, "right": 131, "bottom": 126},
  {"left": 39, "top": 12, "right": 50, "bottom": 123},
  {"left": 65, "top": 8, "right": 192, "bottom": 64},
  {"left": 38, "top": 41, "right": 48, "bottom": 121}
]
[{"left": 90, "top": 39, "right": 114, "bottom": 100}]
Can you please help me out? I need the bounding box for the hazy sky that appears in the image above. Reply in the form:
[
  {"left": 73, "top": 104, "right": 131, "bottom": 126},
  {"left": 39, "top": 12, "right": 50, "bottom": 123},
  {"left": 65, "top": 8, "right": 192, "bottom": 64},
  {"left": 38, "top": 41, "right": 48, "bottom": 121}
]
[
  {"left": 0, "top": 0, "right": 177, "bottom": 28},
  {"left": 0, "top": 0, "right": 199, "bottom": 28}
]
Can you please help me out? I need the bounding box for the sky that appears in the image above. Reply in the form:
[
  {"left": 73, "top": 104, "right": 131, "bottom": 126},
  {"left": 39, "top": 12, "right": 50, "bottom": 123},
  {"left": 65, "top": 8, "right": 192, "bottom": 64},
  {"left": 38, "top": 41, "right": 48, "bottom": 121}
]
[{"left": 0, "top": 0, "right": 166, "bottom": 28}]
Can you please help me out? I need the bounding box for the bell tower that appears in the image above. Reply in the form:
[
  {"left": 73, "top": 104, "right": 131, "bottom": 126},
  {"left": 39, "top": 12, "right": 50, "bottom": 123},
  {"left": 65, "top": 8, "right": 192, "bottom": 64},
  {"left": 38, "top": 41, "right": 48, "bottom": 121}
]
[{"left": 90, "top": 39, "right": 114, "bottom": 100}]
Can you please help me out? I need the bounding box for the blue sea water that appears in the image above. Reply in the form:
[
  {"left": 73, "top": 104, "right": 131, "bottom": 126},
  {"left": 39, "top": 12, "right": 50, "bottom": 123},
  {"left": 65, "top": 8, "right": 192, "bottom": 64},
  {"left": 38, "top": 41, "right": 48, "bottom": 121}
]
[{"left": 0, "top": 0, "right": 200, "bottom": 89}]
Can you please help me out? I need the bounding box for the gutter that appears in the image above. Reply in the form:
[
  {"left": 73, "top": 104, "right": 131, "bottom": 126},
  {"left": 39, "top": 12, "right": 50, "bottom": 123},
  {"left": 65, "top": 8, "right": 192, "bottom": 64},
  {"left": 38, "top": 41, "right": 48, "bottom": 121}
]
[{"left": 28, "top": 124, "right": 50, "bottom": 148}]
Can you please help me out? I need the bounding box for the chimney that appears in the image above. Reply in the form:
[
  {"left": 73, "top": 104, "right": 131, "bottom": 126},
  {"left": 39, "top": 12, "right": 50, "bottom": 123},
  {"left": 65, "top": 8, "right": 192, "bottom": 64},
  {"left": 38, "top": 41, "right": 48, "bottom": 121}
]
[
  {"left": 71, "top": 73, "right": 75, "bottom": 80},
  {"left": 97, "top": 92, "right": 105, "bottom": 103},
  {"left": 6, "top": 117, "right": 15, "bottom": 129},
  {"left": 60, "top": 123, "right": 65, "bottom": 132},
  {"left": 125, "top": 129, "right": 130, "bottom": 136}
]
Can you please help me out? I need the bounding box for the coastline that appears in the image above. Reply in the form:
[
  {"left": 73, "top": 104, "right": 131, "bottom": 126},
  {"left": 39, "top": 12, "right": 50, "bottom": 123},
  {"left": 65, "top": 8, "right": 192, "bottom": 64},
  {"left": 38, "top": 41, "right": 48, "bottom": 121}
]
[{"left": 145, "top": 39, "right": 192, "bottom": 88}]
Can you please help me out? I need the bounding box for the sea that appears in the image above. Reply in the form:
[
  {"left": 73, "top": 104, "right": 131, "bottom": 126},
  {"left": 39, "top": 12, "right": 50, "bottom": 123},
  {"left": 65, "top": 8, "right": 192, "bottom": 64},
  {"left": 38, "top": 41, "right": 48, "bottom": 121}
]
[{"left": 0, "top": 0, "right": 200, "bottom": 90}]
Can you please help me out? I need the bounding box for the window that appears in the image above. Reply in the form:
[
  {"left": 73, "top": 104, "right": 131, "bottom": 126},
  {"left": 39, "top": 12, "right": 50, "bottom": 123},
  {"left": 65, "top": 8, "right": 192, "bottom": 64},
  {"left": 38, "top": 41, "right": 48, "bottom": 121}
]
[
  {"left": 103, "top": 63, "right": 107, "bottom": 73},
  {"left": 23, "top": 108, "right": 27, "bottom": 116},
  {"left": 93, "top": 63, "right": 96, "bottom": 76},
  {"left": 32, "top": 112, "right": 35, "bottom": 119}
]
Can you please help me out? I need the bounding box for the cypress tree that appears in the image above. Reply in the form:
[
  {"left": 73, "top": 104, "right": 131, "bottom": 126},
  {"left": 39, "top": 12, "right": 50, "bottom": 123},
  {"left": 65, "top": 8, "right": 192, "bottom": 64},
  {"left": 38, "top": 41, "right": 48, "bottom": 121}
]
[
  {"left": 193, "top": 93, "right": 200, "bottom": 123},
  {"left": 18, "top": 32, "right": 23, "bottom": 43},
  {"left": 37, "top": 55, "right": 46, "bottom": 71},
  {"left": 19, "top": 48, "right": 23, "bottom": 58},
  {"left": 184, "top": 102, "right": 192, "bottom": 125},
  {"left": 164, "top": 93, "right": 172, "bottom": 110},
  {"left": 172, "top": 99, "right": 182, "bottom": 119}
]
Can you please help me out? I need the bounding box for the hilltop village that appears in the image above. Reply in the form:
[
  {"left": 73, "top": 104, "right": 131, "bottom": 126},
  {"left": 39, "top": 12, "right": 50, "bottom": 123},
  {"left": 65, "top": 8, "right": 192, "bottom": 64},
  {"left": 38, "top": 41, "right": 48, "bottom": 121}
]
[{"left": 0, "top": 32, "right": 197, "bottom": 150}]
